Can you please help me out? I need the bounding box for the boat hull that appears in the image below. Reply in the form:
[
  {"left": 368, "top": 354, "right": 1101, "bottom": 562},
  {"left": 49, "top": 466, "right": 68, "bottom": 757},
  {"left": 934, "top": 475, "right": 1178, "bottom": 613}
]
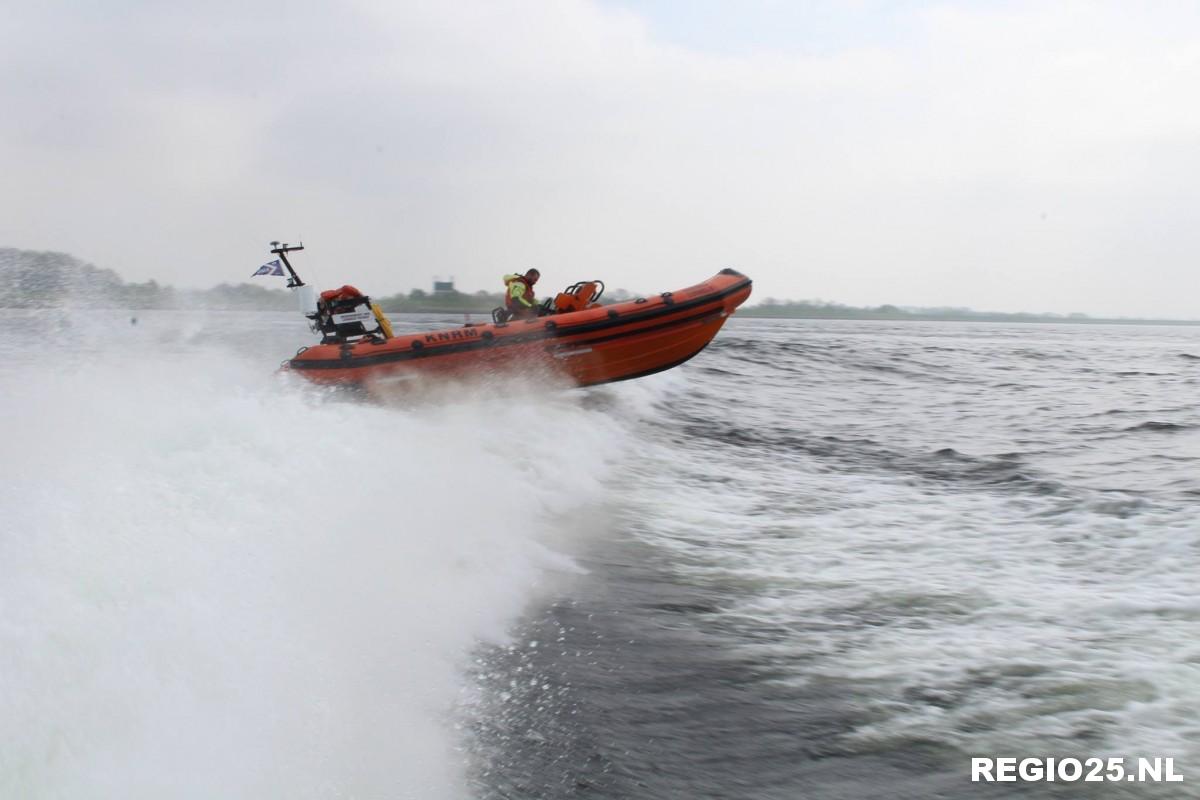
[{"left": 285, "top": 269, "right": 752, "bottom": 390}]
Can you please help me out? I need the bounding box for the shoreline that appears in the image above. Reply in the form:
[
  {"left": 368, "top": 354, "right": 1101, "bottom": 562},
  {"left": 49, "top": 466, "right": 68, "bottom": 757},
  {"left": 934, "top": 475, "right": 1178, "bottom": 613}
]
[
  {"left": 737, "top": 311, "right": 1200, "bottom": 326},
  {"left": 6, "top": 304, "right": 1198, "bottom": 326}
]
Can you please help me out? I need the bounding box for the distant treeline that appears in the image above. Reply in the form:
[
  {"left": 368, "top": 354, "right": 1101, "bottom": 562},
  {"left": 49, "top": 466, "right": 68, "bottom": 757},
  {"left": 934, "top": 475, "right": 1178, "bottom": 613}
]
[
  {"left": 2, "top": 248, "right": 1193, "bottom": 324},
  {"left": 0, "top": 248, "right": 626, "bottom": 313},
  {"left": 738, "top": 298, "right": 1196, "bottom": 325},
  {"left": 739, "top": 299, "right": 1093, "bottom": 323},
  {"left": 374, "top": 288, "right": 505, "bottom": 314},
  {"left": 0, "top": 247, "right": 505, "bottom": 312},
  {"left": 0, "top": 248, "right": 296, "bottom": 310}
]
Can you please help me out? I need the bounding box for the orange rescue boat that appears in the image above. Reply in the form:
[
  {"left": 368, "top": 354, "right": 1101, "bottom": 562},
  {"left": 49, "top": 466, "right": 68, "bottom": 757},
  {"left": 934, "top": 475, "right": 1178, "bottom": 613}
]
[{"left": 272, "top": 244, "right": 752, "bottom": 390}]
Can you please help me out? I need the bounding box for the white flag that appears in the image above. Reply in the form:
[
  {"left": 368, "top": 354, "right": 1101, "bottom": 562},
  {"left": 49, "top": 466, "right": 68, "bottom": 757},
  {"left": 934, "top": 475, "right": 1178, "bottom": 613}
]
[{"left": 251, "top": 259, "right": 285, "bottom": 277}]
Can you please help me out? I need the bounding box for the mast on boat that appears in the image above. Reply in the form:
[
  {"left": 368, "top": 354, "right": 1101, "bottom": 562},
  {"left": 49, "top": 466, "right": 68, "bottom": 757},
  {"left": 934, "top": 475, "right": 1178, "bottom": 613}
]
[{"left": 270, "top": 241, "right": 306, "bottom": 288}]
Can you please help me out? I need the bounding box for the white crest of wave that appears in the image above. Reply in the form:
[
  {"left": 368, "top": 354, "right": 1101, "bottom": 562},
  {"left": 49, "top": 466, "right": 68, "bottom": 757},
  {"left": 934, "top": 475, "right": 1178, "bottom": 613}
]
[{"left": 0, "top": 333, "right": 629, "bottom": 799}]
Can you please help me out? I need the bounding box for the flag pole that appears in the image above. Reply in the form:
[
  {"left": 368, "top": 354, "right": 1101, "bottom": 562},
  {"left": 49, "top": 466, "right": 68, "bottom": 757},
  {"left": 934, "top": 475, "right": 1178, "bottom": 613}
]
[{"left": 270, "top": 241, "right": 306, "bottom": 287}]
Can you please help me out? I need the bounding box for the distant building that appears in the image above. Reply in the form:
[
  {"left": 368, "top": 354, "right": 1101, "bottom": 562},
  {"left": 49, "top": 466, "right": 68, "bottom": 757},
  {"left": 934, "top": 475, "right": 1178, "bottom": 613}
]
[{"left": 432, "top": 277, "right": 456, "bottom": 295}]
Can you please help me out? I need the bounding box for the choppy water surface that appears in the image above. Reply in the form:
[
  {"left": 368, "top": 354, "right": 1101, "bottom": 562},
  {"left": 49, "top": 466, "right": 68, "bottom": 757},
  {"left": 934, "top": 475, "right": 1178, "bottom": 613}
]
[
  {"left": 1, "top": 311, "right": 1198, "bottom": 798},
  {"left": 473, "top": 318, "right": 1200, "bottom": 800}
]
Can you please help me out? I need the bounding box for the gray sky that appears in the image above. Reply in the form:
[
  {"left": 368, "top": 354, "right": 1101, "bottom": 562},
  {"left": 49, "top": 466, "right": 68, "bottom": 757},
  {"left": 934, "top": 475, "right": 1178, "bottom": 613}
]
[{"left": 3, "top": 0, "right": 1199, "bottom": 317}]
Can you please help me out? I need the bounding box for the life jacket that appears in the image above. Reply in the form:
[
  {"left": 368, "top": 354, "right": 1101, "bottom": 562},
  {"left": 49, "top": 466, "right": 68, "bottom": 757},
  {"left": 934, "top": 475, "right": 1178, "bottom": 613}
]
[
  {"left": 503, "top": 274, "right": 536, "bottom": 310},
  {"left": 319, "top": 285, "right": 364, "bottom": 303}
]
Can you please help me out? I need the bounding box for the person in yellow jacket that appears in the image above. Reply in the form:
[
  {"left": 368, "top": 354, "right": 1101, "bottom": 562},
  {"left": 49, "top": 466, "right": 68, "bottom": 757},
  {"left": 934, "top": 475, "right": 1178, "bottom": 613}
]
[{"left": 503, "top": 268, "right": 542, "bottom": 318}]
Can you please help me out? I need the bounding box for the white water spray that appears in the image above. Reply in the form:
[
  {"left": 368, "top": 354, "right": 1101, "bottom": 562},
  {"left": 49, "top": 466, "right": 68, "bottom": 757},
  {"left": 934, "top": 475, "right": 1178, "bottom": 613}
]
[{"left": 0, "top": 311, "right": 628, "bottom": 798}]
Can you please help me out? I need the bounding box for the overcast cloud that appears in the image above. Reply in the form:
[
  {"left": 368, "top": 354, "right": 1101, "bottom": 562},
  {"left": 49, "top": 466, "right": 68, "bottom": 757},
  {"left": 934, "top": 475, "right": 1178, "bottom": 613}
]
[{"left": 3, "top": 0, "right": 1199, "bottom": 316}]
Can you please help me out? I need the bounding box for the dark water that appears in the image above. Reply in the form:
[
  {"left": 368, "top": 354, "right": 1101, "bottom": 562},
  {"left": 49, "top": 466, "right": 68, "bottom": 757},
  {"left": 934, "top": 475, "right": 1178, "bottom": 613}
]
[{"left": 468, "top": 318, "right": 1200, "bottom": 799}]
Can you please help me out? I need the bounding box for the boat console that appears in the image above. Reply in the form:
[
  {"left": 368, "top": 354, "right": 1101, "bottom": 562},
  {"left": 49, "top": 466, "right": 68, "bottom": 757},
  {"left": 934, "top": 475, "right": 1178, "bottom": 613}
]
[{"left": 311, "top": 290, "right": 384, "bottom": 344}]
